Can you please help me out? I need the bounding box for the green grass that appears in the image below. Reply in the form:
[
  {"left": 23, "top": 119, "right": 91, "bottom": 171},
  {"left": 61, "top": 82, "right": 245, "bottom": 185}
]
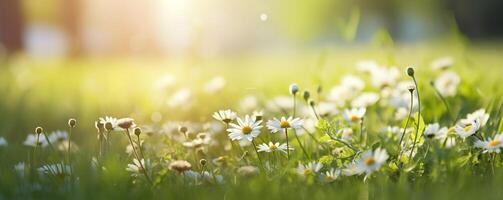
[{"left": 1, "top": 43, "right": 503, "bottom": 199}]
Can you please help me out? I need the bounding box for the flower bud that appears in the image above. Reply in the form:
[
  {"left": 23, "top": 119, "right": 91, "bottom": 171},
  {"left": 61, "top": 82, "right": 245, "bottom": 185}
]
[
  {"left": 308, "top": 99, "right": 316, "bottom": 107},
  {"left": 317, "top": 85, "right": 322, "bottom": 94},
  {"left": 289, "top": 83, "right": 299, "bottom": 95},
  {"left": 68, "top": 118, "right": 76, "bottom": 128},
  {"left": 303, "top": 90, "right": 310, "bottom": 102},
  {"left": 178, "top": 125, "right": 188, "bottom": 134},
  {"left": 134, "top": 127, "right": 142, "bottom": 136},
  {"left": 199, "top": 159, "right": 207, "bottom": 166},
  {"left": 35, "top": 127, "right": 43, "bottom": 134},
  {"left": 406, "top": 67, "right": 415, "bottom": 77}
]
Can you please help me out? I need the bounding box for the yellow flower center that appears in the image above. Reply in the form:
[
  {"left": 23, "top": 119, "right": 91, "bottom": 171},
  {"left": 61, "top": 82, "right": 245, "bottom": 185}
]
[
  {"left": 350, "top": 115, "right": 360, "bottom": 122},
  {"left": 489, "top": 140, "right": 501, "bottom": 147},
  {"left": 364, "top": 158, "right": 376, "bottom": 166},
  {"left": 463, "top": 125, "right": 472, "bottom": 132},
  {"left": 280, "top": 120, "right": 290, "bottom": 128},
  {"left": 269, "top": 145, "right": 278, "bottom": 150},
  {"left": 242, "top": 126, "right": 252, "bottom": 134}
]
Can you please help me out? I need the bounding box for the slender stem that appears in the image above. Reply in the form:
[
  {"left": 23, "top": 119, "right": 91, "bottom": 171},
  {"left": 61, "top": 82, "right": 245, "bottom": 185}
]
[
  {"left": 431, "top": 82, "right": 453, "bottom": 121},
  {"left": 251, "top": 140, "right": 264, "bottom": 169},
  {"left": 136, "top": 134, "right": 145, "bottom": 159},
  {"left": 125, "top": 129, "right": 152, "bottom": 185},
  {"left": 310, "top": 104, "right": 320, "bottom": 120},
  {"left": 42, "top": 132, "right": 57, "bottom": 153},
  {"left": 292, "top": 95, "right": 296, "bottom": 118},
  {"left": 409, "top": 76, "right": 422, "bottom": 160},
  {"left": 67, "top": 127, "right": 72, "bottom": 165},
  {"left": 398, "top": 91, "right": 414, "bottom": 161},
  {"left": 360, "top": 118, "right": 366, "bottom": 146},
  {"left": 284, "top": 128, "right": 290, "bottom": 160},
  {"left": 293, "top": 129, "right": 310, "bottom": 159}
]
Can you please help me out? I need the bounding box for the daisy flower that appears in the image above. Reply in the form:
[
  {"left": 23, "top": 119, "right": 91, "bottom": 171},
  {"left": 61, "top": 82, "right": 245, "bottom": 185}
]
[
  {"left": 203, "top": 76, "right": 226, "bottom": 94},
  {"left": 344, "top": 148, "right": 388, "bottom": 177},
  {"left": 227, "top": 115, "right": 262, "bottom": 142},
  {"left": 474, "top": 134, "right": 503, "bottom": 153},
  {"left": 213, "top": 109, "right": 237, "bottom": 124},
  {"left": 257, "top": 142, "right": 291, "bottom": 154},
  {"left": 266, "top": 116, "right": 303, "bottom": 133},
  {"left": 343, "top": 108, "right": 366, "bottom": 124},
  {"left": 99, "top": 116, "right": 118, "bottom": 130},
  {"left": 454, "top": 119, "right": 481, "bottom": 139},
  {"left": 434, "top": 71, "right": 460, "bottom": 97},
  {"left": 38, "top": 162, "right": 71, "bottom": 180},
  {"left": 23, "top": 134, "right": 48, "bottom": 148},
  {"left": 126, "top": 159, "right": 152, "bottom": 177},
  {"left": 48, "top": 130, "right": 69, "bottom": 143},
  {"left": 0, "top": 137, "right": 7, "bottom": 147},
  {"left": 338, "top": 128, "right": 354, "bottom": 141},
  {"left": 351, "top": 92, "right": 380, "bottom": 108},
  {"left": 168, "top": 160, "right": 192, "bottom": 173},
  {"left": 431, "top": 56, "right": 453, "bottom": 70},
  {"left": 296, "top": 161, "right": 323, "bottom": 177},
  {"left": 461, "top": 109, "right": 490, "bottom": 127},
  {"left": 319, "top": 168, "right": 341, "bottom": 183},
  {"left": 424, "top": 123, "right": 448, "bottom": 140}
]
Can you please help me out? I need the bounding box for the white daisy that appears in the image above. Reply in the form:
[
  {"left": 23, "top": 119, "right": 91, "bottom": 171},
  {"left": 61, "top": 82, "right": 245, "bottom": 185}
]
[
  {"left": 213, "top": 109, "right": 237, "bottom": 124},
  {"left": 48, "top": 130, "right": 69, "bottom": 143},
  {"left": 431, "top": 56, "right": 453, "bottom": 70},
  {"left": 343, "top": 108, "right": 366, "bottom": 124},
  {"left": 455, "top": 119, "right": 481, "bottom": 139},
  {"left": 461, "top": 109, "right": 490, "bottom": 127},
  {"left": 126, "top": 159, "right": 152, "bottom": 177},
  {"left": 266, "top": 116, "right": 303, "bottom": 133},
  {"left": 351, "top": 92, "right": 380, "bottom": 108},
  {"left": 23, "top": 134, "right": 48, "bottom": 148},
  {"left": 424, "top": 123, "right": 448, "bottom": 140},
  {"left": 0, "top": 137, "right": 7, "bottom": 147},
  {"left": 227, "top": 115, "right": 262, "bottom": 142},
  {"left": 319, "top": 168, "right": 341, "bottom": 183},
  {"left": 204, "top": 76, "right": 226, "bottom": 94},
  {"left": 338, "top": 128, "right": 354, "bottom": 141},
  {"left": 99, "top": 116, "right": 118, "bottom": 130},
  {"left": 474, "top": 134, "right": 503, "bottom": 153},
  {"left": 257, "top": 142, "right": 291, "bottom": 154},
  {"left": 239, "top": 96, "right": 259, "bottom": 112},
  {"left": 38, "top": 162, "right": 71, "bottom": 179},
  {"left": 343, "top": 148, "right": 388, "bottom": 177},
  {"left": 296, "top": 161, "right": 323, "bottom": 177},
  {"left": 370, "top": 67, "right": 400, "bottom": 89},
  {"left": 14, "top": 162, "right": 26, "bottom": 177},
  {"left": 168, "top": 88, "right": 192, "bottom": 109},
  {"left": 434, "top": 71, "right": 460, "bottom": 97}
]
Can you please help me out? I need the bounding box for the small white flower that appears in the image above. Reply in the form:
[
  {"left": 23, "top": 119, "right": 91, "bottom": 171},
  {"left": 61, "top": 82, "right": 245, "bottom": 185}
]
[
  {"left": 351, "top": 92, "right": 380, "bottom": 108},
  {"left": 38, "top": 162, "right": 71, "bottom": 179},
  {"left": 213, "top": 109, "right": 237, "bottom": 124},
  {"left": 239, "top": 96, "right": 259, "bottom": 112},
  {"left": 126, "top": 159, "right": 152, "bottom": 177},
  {"left": 296, "top": 162, "right": 323, "bottom": 177},
  {"left": 431, "top": 56, "right": 453, "bottom": 70},
  {"left": 204, "top": 76, "right": 226, "bottom": 94},
  {"left": 99, "top": 116, "right": 118, "bottom": 130},
  {"left": 23, "top": 134, "right": 48, "bottom": 148},
  {"left": 424, "top": 123, "right": 448, "bottom": 140},
  {"left": 48, "top": 130, "right": 69, "bottom": 143},
  {"left": 455, "top": 119, "right": 481, "bottom": 139},
  {"left": 434, "top": 71, "right": 460, "bottom": 97},
  {"left": 338, "top": 128, "right": 354, "bottom": 141},
  {"left": 266, "top": 116, "right": 303, "bottom": 133},
  {"left": 474, "top": 134, "right": 503, "bottom": 153},
  {"left": 14, "top": 162, "right": 26, "bottom": 177},
  {"left": 0, "top": 137, "right": 7, "bottom": 147},
  {"left": 168, "top": 88, "right": 192, "bottom": 108},
  {"left": 257, "top": 142, "right": 291, "bottom": 154},
  {"left": 227, "top": 115, "right": 262, "bottom": 142},
  {"left": 320, "top": 168, "right": 341, "bottom": 183},
  {"left": 370, "top": 67, "right": 400, "bottom": 89},
  {"left": 461, "top": 109, "right": 490, "bottom": 127},
  {"left": 343, "top": 108, "right": 366, "bottom": 124},
  {"left": 343, "top": 148, "right": 388, "bottom": 177}
]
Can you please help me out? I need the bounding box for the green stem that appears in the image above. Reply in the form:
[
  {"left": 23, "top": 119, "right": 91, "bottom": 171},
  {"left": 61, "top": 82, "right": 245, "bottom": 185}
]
[{"left": 409, "top": 76, "right": 422, "bottom": 160}]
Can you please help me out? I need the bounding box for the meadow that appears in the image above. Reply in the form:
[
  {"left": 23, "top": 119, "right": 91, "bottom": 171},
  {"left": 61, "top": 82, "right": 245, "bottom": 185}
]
[{"left": 1, "top": 43, "right": 503, "bottom": 199}]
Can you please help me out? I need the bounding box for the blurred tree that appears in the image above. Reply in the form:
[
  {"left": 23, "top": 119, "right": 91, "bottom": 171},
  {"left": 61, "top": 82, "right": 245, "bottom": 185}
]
[{"left": 0, "top": 0, "right": 25, "bottom": 55}]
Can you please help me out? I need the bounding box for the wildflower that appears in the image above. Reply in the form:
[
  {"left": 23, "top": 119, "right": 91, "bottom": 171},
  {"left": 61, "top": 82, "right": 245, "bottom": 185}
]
[
  {"left": 227, "top": 115, "right": 262, "bottom": 142},
  {"left": 239, "top": 95, "right": 259, "bottom": 112},
  {"left": 23, "top": 134, "right": 48, "bottom": 147},
  {"left": 296, "top": 162, "right": 323, "bottom": 177},
  {"left": 14, "top": 162, "right": 26, "bottom": 177},
  {"left": 424, "top": 123, "right": 448, "bottom": 139},
  {"left": 339, "top": 128, "right": 354, "bottom": 141},
  {"left": 344, "top": 148, "right": 388, "bottom": 177},
  {"left": 370, "top": 67, "right": 400, "bottom": 89},
  {"left": 38, "top": 162, "right": 71, "bottom": 179},
  {"left": 0, "top": 137, "right": 7, "bottom": 147},
  {"left": 303, "top": 90, "right": 310, "bottom": 101},
  {"left": 213, "top": 109, "right": 237, "bottom": 124},
  {"left": 454, "top": 119, "right": 481, "bottom": 139},
  {"left": 320, "top": 168, "right": 341, "bottom": 183},
  {"left": 474, "top": 134, "right": 503, "bottom": 153},
  {"left": 203, "top": 76, "right": 226, "bottom": 94},
  {"left": 126, "top": 159, "right": 152, "bottom": 177},
  {"left": 168, "top": 160, "right": 192, "bottom": 173},
  {"left": 343, "top": 108, "right": 366, "bottom": 124},
  {"left": 116, "top": 118, "right": 136, "bottom": 129},
  {"left": 48, "top": 130, "right": 69, "bottom": 143},
  {"left": 168, "top": 88, "right": 192, "bottom": 108},
  {"left": 237, "top": 166, "right": 260, "bottom": 177},
  {"left": 461, "top": 109, "right": 490, "bottom": 127},
  {"left": 257, "top": 142, "right": 291, "bottom": 154},
  {"left": 266, "top": 116, "right": 303, "bottom": 133},
  {"left": 434, "top": 71, "right": 460, "bottom": 97},
  {"left": 431, "top": 56, "right": 453, "bottom": 70},
  {"left": 351, "top": 92, "right": 380, "bottom": 108},
  {"left": 315, "top": 102, "right": 338, "bottom": 117},
  {"left": 99, "top": 116, "right": 118, "bottom": 131}
]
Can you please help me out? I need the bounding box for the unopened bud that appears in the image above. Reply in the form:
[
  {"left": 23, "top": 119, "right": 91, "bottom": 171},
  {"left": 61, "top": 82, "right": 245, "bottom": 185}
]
[
  {"left": 303, "top": 91, "right": 310, "bottom": 102},
  {"left": 289, "top": 83, "right": 299, "bottom": 95},
  {"left": 200, "top": 159, "right": 207, "bottom": 166},
  {"left": 406, "top": 67, "right": 415, "bottom": 77},
  {"left": 35, "top": 127, "right": 43, "bottom": 134},
  {"left": 134, "top": 127, "right": 142, "bottom": 136},
  {"left": 68, "top": 118, "right": 76, "bottom": 128},
  {"left": 178, "top": 126, "right": 188, "bottom": 134}
]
